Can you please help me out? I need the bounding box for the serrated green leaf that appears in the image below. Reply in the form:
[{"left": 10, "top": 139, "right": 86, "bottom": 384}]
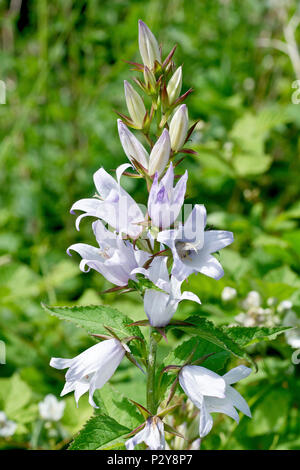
[
  {"left": 94, "top": 384, "right": 143, "bottom": 429},
  {"left": 162, "top": 336, "right": 230, "bottom": 371},
  {"left": 42, "top": 303, "right": 145, "bottom": 357},
  {"left": 68, "top": 414, "right": 130, "bottom": 450},
  {"left": 168, "top": 316, "right": 256, "bottom": 368},
  {"left": 223, "top": 325, "right": 292, "bottom": 347}
]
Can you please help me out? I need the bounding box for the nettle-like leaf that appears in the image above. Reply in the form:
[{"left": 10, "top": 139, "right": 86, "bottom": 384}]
[
  {"left": 167, "top": 316, "right": 256, "bottom": 368},
  {"left": 159, "top": 337, "right": 230, "bottom": 400},
  {"left": 68, "top": 414, "right": 130, "bottom": 450},
  {"left": 42, "top": 304, "right": 145, "bottom": 358},
  {"left": 69, "top": 386, "right": 143, "bottom": 450},
  {"left": 168, "top": 318, "right": 291, "bottom": 370},
  {"left": 223, "top": 325, "right": 292, "bottom": 347},
  {"left": 94, "top": 384, "right": 144, "bottom": 430}
]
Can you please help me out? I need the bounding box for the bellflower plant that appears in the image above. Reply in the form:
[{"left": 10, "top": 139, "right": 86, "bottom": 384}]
[{"left": 45, "top": 20, "right": 289, "bottom": 451}]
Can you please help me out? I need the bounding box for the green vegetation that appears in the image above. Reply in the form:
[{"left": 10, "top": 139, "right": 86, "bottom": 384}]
[{"left": 0, "top": 0, "right": 299, "bottom": 450}]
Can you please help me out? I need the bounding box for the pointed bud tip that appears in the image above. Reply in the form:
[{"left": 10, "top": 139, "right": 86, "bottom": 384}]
[{"left": 138, "top": 19, "right": 147, "bottom": 29}]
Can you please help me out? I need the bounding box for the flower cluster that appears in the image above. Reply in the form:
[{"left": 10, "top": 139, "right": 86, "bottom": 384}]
[
  {"left": 50, "top": 20, "right": 252, "bottom": 450},
  {"left": 227, "top": 290, "right": 300, "bottom": 349}
]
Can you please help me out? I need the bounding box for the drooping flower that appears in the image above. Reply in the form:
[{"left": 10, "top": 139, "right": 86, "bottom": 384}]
[
  {"left": 125, "top": 416, "right": 165, "bottom": 450},
  {"left": 148, "top": 163, "right": 187, "bottom": 230},
  {"left": 50, "top": 339, "right": 127, "bottom": 408},
  {"left": 157, "top": 204, "right": 233, "bottom": 282},
  {"left": 118, "top": 119, "right": 149, "bottom": 170},
  {"left": 179, "top": 365, "right": 252, "bottom": 438},
  {"left": 148, "top": 129, "right": 171, "bottom": 177},
  {"left": 167, "top": 66, "right": 182, "bottom": 105},
  {"left": 169, "top": 104, "right": 189, "bottom": 152},
  {"left": 38, "top": 394, "right": 65, "bottom": 422},
  {"left": 0, "top": 412, "right": 17, "bottom": 437},
  {"left": 124, "top": 80, "right": 146, "bottom": 129},
  {"left": 133, "top": 256, "right": 200, "bottom": 327},
  {"left": 68, "top": 220, "right": 149, "bottom": 287},
  {"left": 70, "top": 166, "right": 144, "bottom": 238},
  {"left": 138, "top": 20, "right": 161, "bottom": 70}
]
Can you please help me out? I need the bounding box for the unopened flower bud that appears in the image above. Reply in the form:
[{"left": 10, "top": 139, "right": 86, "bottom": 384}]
[
  {"left": 167, "top": 66, "right": 182, "bottom": 104},
  {"left": 148, "top": 129, "right": 171, "bottom": 177},
  {"left": 118, "top": 119, "right": 149, "bottom": 169},
  {"left": 124, "top": 80, "right": 146, "bottom": 129},
  {"left": 169, "top": 104, "right": 189, "bottom": 152},
  {"left": 138, "top": 20, "right": 161, "bottom": 70}
]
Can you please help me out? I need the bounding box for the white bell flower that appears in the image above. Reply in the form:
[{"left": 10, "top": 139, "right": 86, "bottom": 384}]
[
  {"left": 50, "top": 339, "right": 127, "bottom": 408},
  {"left": 179, "top": 365, "right": 252, "bottom": 438},
  {"left": 125, "top": 416, "right": 165, "bottom": 450}
]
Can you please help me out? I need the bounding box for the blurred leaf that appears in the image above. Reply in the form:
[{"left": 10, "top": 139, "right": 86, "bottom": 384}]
[{"left": 233, "top": 153, "right": 272, "bottom": 176}]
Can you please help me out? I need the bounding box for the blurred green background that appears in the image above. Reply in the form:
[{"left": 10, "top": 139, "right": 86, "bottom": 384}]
[{"left": 0, "top": 0, "right": 300, "bottom": 450}]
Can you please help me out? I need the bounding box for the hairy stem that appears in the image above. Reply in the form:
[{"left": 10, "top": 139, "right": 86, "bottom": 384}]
[{"left": 147, "top": 327, "right": 158, "bottom": 414}]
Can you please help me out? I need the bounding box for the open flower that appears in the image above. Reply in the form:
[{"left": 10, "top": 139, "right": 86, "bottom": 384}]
[
  {"left": 50, "top": 339, "right": 127, "bottom": 408},
  {"left": 38, "top": 394, "right": 65, "bottom": 422},
  {"left": 148, "top": 163, "right": 187, "bottom": 230},
  {"left": 179, "top": 365, "right": 252, "bottom": 438},
  {"left": 70, "top": 166, "right": 144, "bottom": 238},
  {"left": 134, "top": 256, "right": 200, "bottom": 327},
  {"left": 157, "top": 204, "right": 233, "bottom": 282},
  {"left": 68, "top": 220, "right": 149, "bottom": 287},
  {"left": 0, "top": 412, "right": 17, "bottom": 437},
  {"left": 125, "top": 416, "right": 165, "bottom": 450}
]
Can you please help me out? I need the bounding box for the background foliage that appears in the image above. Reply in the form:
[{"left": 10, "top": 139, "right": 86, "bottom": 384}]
[{"left": 0, "top": 0, "right": 299, "bottom": 450}]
